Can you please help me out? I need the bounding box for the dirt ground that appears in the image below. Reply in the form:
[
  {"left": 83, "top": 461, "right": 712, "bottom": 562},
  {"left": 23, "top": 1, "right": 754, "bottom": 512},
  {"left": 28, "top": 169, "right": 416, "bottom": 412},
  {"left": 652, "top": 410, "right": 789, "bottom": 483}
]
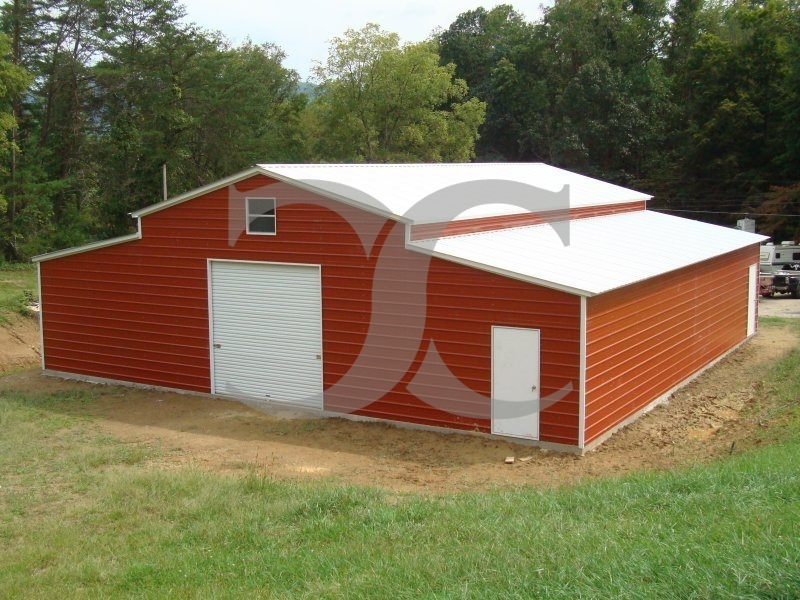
[
  {"left": 1, "top": 314, "right": 797, "bottom": 493},
  {"left": 759, "top": 295, "right": 800, "bottom": 318},
  {"left": 0, "top": 316, "right": 39, "bottom": 372}
]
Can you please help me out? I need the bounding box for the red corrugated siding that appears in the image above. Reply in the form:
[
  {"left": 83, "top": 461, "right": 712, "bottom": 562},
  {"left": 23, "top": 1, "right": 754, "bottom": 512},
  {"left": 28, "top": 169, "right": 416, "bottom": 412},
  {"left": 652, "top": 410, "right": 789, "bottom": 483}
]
[
  {"left": 348, "top": 258, "right": 582, "bottom": 445},
  {"left": 409, "top": 201, "right": 646, "bottom": 241},
  {"left": 584, "top": 246, "right": 759, "bottom": 444},
  {"left": 40, "top": 174, "right": 582, "bottom": 445}
]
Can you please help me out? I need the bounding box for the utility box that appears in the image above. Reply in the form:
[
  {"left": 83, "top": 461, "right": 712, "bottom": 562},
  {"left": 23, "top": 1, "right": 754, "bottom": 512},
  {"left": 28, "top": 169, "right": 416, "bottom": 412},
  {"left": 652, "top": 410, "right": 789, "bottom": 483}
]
[{"left": 736, "top": 218, "right": 756, "bottom": 233}]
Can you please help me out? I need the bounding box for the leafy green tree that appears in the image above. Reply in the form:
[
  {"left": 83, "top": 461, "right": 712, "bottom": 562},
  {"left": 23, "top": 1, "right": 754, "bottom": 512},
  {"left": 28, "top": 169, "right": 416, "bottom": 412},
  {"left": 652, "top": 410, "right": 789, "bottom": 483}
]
[
  {"left": 180, "top": 40, "right": 307, "bottom": 179},
  {"left": 308, "top": 23, "right": 486, "bottom": 162},
  {"left": 90, "top": 0, "right": 199, "bottom": 233},
  {"left": 438, "top": 1, "right": 671, "bottom": 179},
  {"left": 0, "top": 29, "right": 31, "bottom": 260},
  {"left": 92, "top": 1, "right": 306, "bottom": 234},
  {"left": 438, "top": 5, "right": 538, "bottom": 160},
  {"left": 536, "top": 0, "right": 671, "bottom": 183},
  {"left": 0, "top": 0, "right": 98, "bottom": 259},
  {"left": 778, "top": 4, "right": 800, "bottom": 179},
  {"left": 756, "top": 184, "right": 800, "bottom": 240},
  {"left": 664, "top": 0, "right": 798, "bottom": 230},
  {"left": 0, "top": 0, "right": 306, "bottom": 251}
]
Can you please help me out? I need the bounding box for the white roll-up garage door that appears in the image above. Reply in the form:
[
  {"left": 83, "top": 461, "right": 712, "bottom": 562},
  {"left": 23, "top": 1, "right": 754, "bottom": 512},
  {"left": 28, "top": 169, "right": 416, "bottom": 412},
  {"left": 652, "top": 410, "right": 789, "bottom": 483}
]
[{"left": 209, "top": 260, "right": 323, "bottom": 407}]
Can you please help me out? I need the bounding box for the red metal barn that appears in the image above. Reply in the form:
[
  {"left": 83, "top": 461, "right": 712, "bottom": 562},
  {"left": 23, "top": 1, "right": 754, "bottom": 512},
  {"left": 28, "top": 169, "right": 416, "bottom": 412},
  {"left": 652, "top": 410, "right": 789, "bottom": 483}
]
[{"left": 34, "top": 164, "right": 765, "bottom": 452}]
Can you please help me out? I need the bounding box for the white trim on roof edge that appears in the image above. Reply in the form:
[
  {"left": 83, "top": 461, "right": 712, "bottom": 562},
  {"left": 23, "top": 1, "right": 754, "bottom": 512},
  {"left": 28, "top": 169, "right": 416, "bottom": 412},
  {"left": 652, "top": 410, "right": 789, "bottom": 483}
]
[
  {"left": 132, "top": 167, "right": 263, "bottom": 217},
  {"left": 256, "top": 166, "right": 412, "bottom": 224},
  {"left": 408, "top": 240, "right": 765, "bottom": 299},
  {"left": 134, "top": 165, "right": 411, "bottom": 224},
  {"left": 578, "top": 296, "right": 587, "bottom": 449},
  {"left": 32, "top": 229, "right": 142, "bottom": 263},
  {"left": 33, "top": 168, "right": 268, "bottom": 262},
  {"left": 36, "top": 262, "right": 45, "bottom": 369}
]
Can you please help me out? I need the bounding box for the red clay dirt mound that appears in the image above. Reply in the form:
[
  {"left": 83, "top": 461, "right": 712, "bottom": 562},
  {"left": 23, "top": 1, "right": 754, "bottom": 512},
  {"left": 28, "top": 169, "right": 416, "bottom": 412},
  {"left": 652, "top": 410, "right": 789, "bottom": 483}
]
[{"left": 0, "top": 316, "right": 39, "bottom": 373}]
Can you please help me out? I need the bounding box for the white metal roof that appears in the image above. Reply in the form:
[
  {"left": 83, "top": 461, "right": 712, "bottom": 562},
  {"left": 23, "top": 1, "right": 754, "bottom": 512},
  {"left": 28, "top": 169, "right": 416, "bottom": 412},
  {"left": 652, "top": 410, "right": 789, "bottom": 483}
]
[
  {"left": 408, "top": 210, "right": 767, "bottom": 297},
  {"left": 257, "top": 163, "right": 651, "bottom": 224}
]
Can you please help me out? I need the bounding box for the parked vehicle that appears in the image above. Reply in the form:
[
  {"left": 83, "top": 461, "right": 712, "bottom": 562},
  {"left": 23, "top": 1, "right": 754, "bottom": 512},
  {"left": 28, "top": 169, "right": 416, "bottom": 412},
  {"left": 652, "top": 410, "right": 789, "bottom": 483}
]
[
  {"left": 760, "top": 272, "right": 775, "bottom": 297},
  {"left": 760, "top": 242, "right": 800, "bottom": 273},
  {"left": 761, "top": 263, "right": 800, "bottom": 298}
]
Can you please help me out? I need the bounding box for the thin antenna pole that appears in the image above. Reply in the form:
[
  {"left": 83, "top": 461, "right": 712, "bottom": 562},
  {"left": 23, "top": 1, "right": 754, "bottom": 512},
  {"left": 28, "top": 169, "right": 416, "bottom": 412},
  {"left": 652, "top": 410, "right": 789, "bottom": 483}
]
[{"left": 162, "top": 163, "right": 168, "bottom": 201}]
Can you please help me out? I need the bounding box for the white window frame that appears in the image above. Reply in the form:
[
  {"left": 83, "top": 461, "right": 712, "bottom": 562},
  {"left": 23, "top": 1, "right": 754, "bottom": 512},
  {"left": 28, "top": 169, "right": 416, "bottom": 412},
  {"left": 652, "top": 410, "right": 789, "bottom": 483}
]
[{"left": 246, "top": 197, "right": 277, "bottom": 236}]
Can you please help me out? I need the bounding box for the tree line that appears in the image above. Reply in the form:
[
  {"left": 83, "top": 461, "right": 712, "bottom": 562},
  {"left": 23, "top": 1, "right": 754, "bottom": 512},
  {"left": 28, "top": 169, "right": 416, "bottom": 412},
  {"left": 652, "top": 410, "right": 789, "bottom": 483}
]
[{"left": 0, "top": 0, "right": 797, "bottom": 261}]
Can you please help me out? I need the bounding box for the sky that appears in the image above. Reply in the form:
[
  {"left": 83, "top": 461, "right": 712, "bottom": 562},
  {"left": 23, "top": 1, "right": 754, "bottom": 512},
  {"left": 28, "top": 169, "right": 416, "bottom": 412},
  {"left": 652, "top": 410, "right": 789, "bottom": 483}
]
[{"left": 178, "top": 1, "right": 548, "bottom": 81}]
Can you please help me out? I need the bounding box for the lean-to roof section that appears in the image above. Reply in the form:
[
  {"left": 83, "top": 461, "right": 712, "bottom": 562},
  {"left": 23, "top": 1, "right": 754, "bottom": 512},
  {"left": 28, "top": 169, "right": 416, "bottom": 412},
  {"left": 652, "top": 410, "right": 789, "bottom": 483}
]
[{"left": 408, "top": 210, "right": 767, "bottom": 297}]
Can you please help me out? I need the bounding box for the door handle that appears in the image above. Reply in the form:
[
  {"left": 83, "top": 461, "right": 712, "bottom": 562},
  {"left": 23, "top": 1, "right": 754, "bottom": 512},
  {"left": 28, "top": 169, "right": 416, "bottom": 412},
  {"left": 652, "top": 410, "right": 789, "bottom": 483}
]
[
  {"left": 531, "top": 385, "right": 537, "bottom": 391},
  {"left": 213, "top": 343, "right": 221, "bottom": 349}
]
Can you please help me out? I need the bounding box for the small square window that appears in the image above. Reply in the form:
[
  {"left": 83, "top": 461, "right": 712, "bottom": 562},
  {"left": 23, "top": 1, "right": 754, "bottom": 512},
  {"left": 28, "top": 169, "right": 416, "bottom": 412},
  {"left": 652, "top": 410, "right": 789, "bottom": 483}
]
[{"left": 247, "top": 198, "right": 276, "bottom": 235}]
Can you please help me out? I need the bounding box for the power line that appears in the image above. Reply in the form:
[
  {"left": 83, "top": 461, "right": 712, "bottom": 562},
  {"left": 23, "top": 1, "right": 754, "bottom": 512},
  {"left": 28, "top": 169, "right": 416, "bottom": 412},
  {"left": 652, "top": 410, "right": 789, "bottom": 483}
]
[
  {"left": 650, "top": 198, "right": 795, "bottom": 207},
  {"left": 653, "top": 208, "right": 800, "bottom": 217}
]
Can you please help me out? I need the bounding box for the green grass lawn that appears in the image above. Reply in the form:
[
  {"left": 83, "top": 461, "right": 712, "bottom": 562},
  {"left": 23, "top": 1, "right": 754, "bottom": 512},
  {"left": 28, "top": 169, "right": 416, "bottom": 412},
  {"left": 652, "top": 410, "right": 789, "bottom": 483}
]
[
  {"left": 1, "top": 329, "right": 799, "bottom": 598},
  {"left": 0, "top": 264, "right": 37, "bottom": 322}
]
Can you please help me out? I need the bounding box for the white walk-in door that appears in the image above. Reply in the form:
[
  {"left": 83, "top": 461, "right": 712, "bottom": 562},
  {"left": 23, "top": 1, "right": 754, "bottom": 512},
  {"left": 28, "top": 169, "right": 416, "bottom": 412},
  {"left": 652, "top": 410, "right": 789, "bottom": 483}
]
[
  {"left": 491, "top": 326, "right": 540, "bottom": 440},
  {"left": 209, "top": 260, "right": 323, "bottom": 407}
]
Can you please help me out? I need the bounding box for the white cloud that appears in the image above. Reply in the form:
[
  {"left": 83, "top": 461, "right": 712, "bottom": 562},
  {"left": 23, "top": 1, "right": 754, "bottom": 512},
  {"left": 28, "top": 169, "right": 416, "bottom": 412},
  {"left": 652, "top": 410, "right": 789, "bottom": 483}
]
[{"left": 179, "top": 1, "right": 548, "bottom": 80}]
